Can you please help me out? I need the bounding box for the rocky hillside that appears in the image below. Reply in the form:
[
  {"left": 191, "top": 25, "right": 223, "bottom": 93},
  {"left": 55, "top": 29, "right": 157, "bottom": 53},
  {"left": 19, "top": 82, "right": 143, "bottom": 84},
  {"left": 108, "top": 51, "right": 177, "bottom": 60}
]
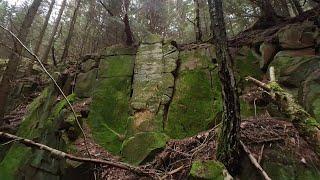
[{"left": 0, "top": 18, "right": 320, "bottom": 179}]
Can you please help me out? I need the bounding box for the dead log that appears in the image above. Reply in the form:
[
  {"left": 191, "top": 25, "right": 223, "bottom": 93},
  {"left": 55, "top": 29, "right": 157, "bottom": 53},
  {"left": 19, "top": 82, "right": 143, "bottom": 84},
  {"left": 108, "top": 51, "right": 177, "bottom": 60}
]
[{"left": 246, "top": 76, "right": 320, "bottom": 156}]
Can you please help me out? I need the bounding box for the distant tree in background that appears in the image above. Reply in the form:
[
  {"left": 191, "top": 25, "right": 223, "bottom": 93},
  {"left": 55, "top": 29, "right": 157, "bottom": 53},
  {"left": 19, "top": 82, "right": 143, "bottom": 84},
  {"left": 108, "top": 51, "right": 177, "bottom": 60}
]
[{"left": 0, "top": 0, "right": 43, "bottom": 123}]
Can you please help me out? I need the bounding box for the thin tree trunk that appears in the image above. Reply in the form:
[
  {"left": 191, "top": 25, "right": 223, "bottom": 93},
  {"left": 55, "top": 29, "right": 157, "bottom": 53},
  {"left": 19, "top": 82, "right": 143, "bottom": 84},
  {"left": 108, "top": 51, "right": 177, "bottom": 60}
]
[
  {"left": 123, "top": 0, "right": 134, "bottom": 46},
  {"left": 208, "top": 0, "right": 241, "bottom": 175},
  {"left": 42, "top": 0, "right": 67, "bottom": 64},
  {"left": 61, "top": 0, "right": 81, "bottom": 62},
  {"left": 0, "top": 0, "right": 43, "bottom": 123},
  {"left": 34, "top": 0, "right": 55, "bottom": 55},
  {"left": 194, "top": 0, "right": 202, "bottom": 42}
]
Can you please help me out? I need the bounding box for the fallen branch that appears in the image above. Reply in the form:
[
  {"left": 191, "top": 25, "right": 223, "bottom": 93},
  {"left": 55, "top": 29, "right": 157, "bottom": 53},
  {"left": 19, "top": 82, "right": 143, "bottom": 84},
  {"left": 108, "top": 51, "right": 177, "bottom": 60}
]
[
  {"left": 0, "top": 131, "right": 151, "bottom": 177},
  {"left": 240, "top": 141, "right": 271, "bottom": 180},
  {"left": 0, "top": 25, "right": 91, "bottom": 157},
  {"left": 160, "top": 165, "right": 185, "bottom": 180},
  {"left": 246, "top": 76, "right": 320, "bottom": 156}
]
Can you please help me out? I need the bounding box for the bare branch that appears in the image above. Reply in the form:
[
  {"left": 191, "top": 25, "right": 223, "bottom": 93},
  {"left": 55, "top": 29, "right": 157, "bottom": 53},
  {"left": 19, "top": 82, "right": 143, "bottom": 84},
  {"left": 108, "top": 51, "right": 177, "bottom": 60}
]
[
  {"left": 240, "top": 141, "right": 271, "bottom": 180},
  {"left": 0, "top": 131, "right": 151, "bottom": 176}
]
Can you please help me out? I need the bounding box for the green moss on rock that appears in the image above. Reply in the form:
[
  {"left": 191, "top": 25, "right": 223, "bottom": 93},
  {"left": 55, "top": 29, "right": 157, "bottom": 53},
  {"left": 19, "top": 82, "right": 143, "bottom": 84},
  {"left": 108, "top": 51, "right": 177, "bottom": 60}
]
[
  {"left": 165, "top": 50, "right": 222, "bottom": 139},
  {"left": 121, "top": 132, "right": 169, "bottom": 165},
  {"left": 88, "top": 77, "right": 132, "bottom": 155},
  {"left": 0, "top": 88, "right": 77, "bottom": 180},
  {"left": 189, "top": 160, "right": 232, "bottom": 180},
  {"left": 99, "top": 55, "right": 134, "bottom": 78},
  {"left": 74, "top": 69, "right": 98, "bottom": 98}
]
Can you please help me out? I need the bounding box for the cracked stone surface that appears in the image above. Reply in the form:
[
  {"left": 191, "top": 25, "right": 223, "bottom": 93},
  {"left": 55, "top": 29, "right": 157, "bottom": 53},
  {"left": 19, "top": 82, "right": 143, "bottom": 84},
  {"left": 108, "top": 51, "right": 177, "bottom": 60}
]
[{"left": 130, "top": 40, "right": 176, "bottom": 133}]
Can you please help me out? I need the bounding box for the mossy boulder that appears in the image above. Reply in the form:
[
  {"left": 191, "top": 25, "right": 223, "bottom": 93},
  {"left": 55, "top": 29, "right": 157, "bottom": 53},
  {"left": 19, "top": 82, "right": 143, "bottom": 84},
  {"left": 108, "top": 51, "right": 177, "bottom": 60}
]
[
  {"left": 277, "top": 21, "right": 318, "bottom": 49},
  {"left": 98, "top": 55, "right": 134, "bottom": 78},
  {"left": 74, "top": 69, "right": 98, "bottom": 98},
  {"left": 105, "top": 45, "right": 137, "bottom": 56},
  {"left": 88, "top": 77, "right": 132, "bottom": 155},
  {"left": 165, "top": 49, "right": 222, "bottom": 139},
  {"left": 121, "top": 132, "right": 169, "bottom": 165},
  {"left": 88, "top": 54, "right": 134, "bottom": 155},
  {"left": 142, "top": 33, "right": 163, "bottom": 44},
  {"left": 0, "top": 89, "right": 78, "bottom": 180},
  {"left": 263, "top": 162, "right": 320, "bottom": 180},
  {"left": 270, "top": 52, "right": 320, "bottom": 120},
  {"left": 189, "top": 160, "right": 232, "bottom": 180}
]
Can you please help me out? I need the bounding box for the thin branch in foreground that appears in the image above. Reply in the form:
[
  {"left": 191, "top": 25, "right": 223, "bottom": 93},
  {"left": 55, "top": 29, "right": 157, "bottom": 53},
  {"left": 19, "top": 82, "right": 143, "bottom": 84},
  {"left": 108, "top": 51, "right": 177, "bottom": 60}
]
[
  {"left": 0, "top": 131, "right": 151, "bottom": 177},
  {"left": 240, "top": 141, "right": 271, "bottom": 180},
  {"left": 0, "top": 24, "right": 91, "bottom": 157}
]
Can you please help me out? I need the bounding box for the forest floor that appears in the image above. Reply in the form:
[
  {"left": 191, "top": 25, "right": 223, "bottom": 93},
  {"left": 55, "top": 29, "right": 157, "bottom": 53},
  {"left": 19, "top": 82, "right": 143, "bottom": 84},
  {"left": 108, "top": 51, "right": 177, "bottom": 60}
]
[
  {"left": 73, "top": 115, "right": 320, "bottom": 179},
  {"left": 2, "top": 77, "right": 320, "bottom": 179}
]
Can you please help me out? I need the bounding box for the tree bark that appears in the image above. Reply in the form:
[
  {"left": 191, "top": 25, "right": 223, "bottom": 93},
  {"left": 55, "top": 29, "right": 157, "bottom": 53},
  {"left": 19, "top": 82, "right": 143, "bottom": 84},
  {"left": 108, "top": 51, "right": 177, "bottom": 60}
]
[
  {"left": 207, "top": 0, "right": 241, "bottom": 175},
  {"left": 194, "top": 0, "right": 202, "bottom": 42},
  {"left": 61, "top": 0, "right": 81, "bottom": 62},
  {"left": 0, "top": 0, "right": 43, "bottom": 123},
  {"left": 274, "top": 0, "right": 291, "bottom": 17},
  {"left": 42, "top": 0, "right": 67, "bottom": 64},
  {"left": 34, "top": 0, "right": 55, "bottom": 55},
  {"left": 249, "top": 0, "right": 282, "bottom": 29},
  {"left": 123, "top": 0, "right": 134, "bottom": 46}
]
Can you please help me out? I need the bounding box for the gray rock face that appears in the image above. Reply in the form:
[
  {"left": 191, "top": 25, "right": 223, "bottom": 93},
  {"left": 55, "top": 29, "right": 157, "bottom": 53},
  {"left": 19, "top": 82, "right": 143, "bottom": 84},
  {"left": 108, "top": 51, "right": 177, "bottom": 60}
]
[
  {"left": 130, "top": 39, "right": 177, "bottom": 133},
  {"left": 74, "top": 69, "right": 98, "bottom": 98},
  {"left": 277, "top": 21, "right": 318, "bottom": 49}
]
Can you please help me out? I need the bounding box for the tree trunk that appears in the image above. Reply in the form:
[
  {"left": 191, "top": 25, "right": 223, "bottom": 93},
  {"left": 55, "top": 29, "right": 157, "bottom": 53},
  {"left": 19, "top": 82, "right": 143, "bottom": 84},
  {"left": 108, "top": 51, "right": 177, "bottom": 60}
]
[
  {"left": 207, "top": 0, "right": 241, "bottom": 175},
  {"left": 194, "top": 0, "right": 202, "bottom": 42},
  {"left": 0, "top": 0, "right": 43, "bottom": 123},
  {"left": 249, "top": 0, "right": 282, "bottom": 29},
  {"left": 274, "top": 0, "right": 291, "bottom": 17},
  {"left": 291, "top": 0, "right": 303, "bottom": 15},
  {"left": 123, "top": 0, "right": 134, "bottom": 46},
  {"left": 60, "top": 0, "right": 81, "bottom": 62},
  {"left": 34, "top": 0, "right": 55, "bottom": 55},
  {"left": 42, "top": 0, "right": 67, "bottom": 64}
]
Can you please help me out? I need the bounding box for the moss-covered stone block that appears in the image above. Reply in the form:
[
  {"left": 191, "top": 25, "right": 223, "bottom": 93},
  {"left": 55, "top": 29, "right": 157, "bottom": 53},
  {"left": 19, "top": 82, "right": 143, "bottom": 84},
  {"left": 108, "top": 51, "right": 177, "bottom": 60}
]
[
  {"left": 165, "top": 49, "right": 222, "bottom": 139},
  {"left": 121, "top": 132, "right": 169, "bottom": 165},
  {"left": 189, "top": 160, "right": 232, "bottom": 180},
  {"left": 165, "top": 69, "right": 222, "bottom": 139},
  {"left": 271, "top": 53, "right": 319, "bottom": 87},
  {"left": 105, "top": 45, "right": 137, "bottom": 56},
  {"left": 74, "top": 69, "right": 98, "bottom": 98},
  {"left": 0, "top": 89, "right": 77, "bottom": 180},
  {"left": 99, "top": 55, "right": 134, "bottom": 78},
  {"left": 142, "top": 33, "right": 163, "bottom": 44},
  {"left": 88, "top": 77, "right": 132, "bottom": 155}
]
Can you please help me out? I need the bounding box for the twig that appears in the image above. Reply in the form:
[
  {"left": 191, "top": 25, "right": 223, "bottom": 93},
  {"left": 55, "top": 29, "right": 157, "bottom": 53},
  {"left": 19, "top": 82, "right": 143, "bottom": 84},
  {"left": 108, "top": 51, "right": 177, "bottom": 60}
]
[
  {"left": 258, "top": 144, "right": 264, "bottom": 164},
  {"left": 160, "top": 165, "right": 185, "bottom": 180},
  {"left": 0, "top": 131, "right": 151, "bottom": 177},
  {"left": 0, "top": 25, "right": 91, "bottom": 158},
  {"left": 240, "top": 140, "right": 271, "bottom": 180}
]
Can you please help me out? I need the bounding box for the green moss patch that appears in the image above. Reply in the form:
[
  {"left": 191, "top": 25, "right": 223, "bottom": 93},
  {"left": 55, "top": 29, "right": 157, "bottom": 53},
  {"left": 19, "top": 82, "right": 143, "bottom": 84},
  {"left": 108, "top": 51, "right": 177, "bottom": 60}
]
[
  {"left": 165, "top": 69, "right": 221, "bottom": 139},
  {"left": 88, "top": 77, "right": 132, "bottom": 155},
  {"left": 189, "top": 160, "right": 230, "bottom": 180},
  {"left": 121, "top": 132, "right": 169, "bottom": 165},
  {"left": 0, "top": 89, "right": 77, "bottom": 179},
  {"left": 99, "top": 55, "right": 134, "bottom": 78}
]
